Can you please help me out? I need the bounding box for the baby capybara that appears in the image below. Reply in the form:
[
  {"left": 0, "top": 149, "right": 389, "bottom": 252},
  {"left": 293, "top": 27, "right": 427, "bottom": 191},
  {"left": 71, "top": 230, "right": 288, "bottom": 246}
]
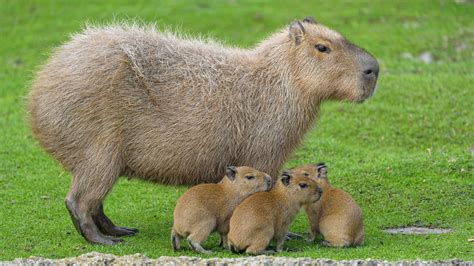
[
  {"left": 292, "top": 163, "right": 364, "bottom": 247},
  {"left": 227, "top": 172, "right": 323, "bottom": 254},
  {"left": 28, "top": 16, "right": 378, "bottom": 244},
  {"left": 172, "top": 166, "right": 272, "bottom": 254}
]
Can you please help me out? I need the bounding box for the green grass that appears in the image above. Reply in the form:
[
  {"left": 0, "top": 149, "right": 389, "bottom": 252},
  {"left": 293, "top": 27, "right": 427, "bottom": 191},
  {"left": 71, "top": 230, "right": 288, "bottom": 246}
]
[{"left": 0, "top": 0, "right": 473, "bottom": 261}]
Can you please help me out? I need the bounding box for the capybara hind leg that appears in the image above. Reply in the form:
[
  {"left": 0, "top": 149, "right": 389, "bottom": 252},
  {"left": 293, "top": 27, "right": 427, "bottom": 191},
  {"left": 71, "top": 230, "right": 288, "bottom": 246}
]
[
  {"left": 65, "top": 195, "right": 120, "bottom": 245},
  {"left": 187, "top": 223, "right": 214, "bottom": 254},
  {"left": 93, "top": 204, "right": 138, "bottom": 237},
  {"left": 245, "top": 239, "right": 271, "bottom": 255},
  {"left": 275, "top": 236, "right": 286, "bottom": 252},
  {"left": 171, "top": 229, "right": 181, "bottom": 251},
  {"left": 354, "top": 231, "right": 364, "bottom": 246},
  {"left": 187, "top": 239, "right": 212, "bottom": 254},
  {"left": 65, "top": 164, "right": 121, "bottom": 245},
  {"left": 321, "top": 236, "right": 351, "bottom": 248}
]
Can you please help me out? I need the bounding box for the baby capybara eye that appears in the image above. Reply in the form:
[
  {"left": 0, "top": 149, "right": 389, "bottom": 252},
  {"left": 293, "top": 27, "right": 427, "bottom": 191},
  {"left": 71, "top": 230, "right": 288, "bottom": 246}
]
[{"left": 299, "top": 183, "right": 308, "bottom": 189}]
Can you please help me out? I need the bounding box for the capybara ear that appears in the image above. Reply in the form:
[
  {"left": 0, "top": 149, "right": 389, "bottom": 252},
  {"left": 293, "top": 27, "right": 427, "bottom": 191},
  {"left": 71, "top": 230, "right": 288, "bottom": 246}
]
[
  {"left": 280, "top": 171, "right": 292, "bottom": 186},
  {"left": 316, "top": 163, "right": 328, "bottom": 180},
  {"left": 303, "top": 16, "right": 317, "bottom": 24},
  {"left": 289, "top": 21, "right": 305, "bottom": 45},
  {"left": 226, "top": 166, "right": 237, "bottom": 181}
]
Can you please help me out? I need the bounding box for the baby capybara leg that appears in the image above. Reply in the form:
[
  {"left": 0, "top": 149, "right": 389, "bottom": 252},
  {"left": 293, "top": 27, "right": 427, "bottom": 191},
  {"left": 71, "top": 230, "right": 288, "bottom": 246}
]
[
  {"left": 65, "top": 164, "right": 122, "bottom": 245},
  {"left": 171, "top": 229, "right": 181, "bottom": 251},
  {"left": 219, "top": 233, "right": 229, "bottom": 249},
  {"left": 245, "top": 237, "right": 272, "bottom": 255},
  {"left": 186, "top": 221, "right": 215, "bottom": 254},
  {"left": 321, "top": 234, "right": 351, "bottom": 248},
  {"left": 92, "top": 204, "right": 138, "bottom": 237}
]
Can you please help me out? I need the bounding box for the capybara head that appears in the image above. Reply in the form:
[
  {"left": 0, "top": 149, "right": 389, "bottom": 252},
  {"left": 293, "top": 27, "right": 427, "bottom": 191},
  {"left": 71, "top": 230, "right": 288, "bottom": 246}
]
[
  {"left": 280, "top": 170, "right": 323, "bottom": 204},
  {"left": 286, "top": 16, "right": 379, "bottom": 103},
  {"left": 226, "top": 166, "right": 273, "bottom": 196},
  {"left": 288, "top": 162, "right": 329, "bottom": 183}
]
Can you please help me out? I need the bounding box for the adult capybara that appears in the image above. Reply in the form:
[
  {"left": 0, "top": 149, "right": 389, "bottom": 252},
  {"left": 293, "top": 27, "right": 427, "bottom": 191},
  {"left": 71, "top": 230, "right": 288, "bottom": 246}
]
[{"left": 28, "top": 16, "right": 379, "bottom": 244}]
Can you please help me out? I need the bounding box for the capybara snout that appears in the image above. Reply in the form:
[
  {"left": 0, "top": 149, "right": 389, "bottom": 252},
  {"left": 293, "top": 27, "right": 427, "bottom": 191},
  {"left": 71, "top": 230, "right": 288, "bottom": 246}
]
[{"left": 353, "top": 46, "right": 379, "bottom": 100}]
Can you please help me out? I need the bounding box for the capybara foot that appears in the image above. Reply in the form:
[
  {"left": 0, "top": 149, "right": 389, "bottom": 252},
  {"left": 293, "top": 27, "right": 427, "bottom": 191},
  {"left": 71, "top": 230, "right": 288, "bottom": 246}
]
[
  {"left": 263, "top": 248, "right": 277, "bottom": 254},
  {"left": 171, "top": 230, "right": 181, "bottom": 251},
  {"left": 65, "top": 198, "right": 122, "bottom": 245},
  {"left": 246, "top": 248, "right": 276, "bottom": 255},
  {"left": 89, "top": 231, "right": 123, "bottom": 245},
  {"left": 219, "top": 234, "right": 229, "bottom": 249},
  {"left": 93, "top": 204, "right": 138, "bottom": 237},
  {"left": 306, "top": 233, "right": 316, "bottom": 243},
  {"left": 187, "top": 239, "right": 212, "bottom": 254},
  {"left": 102, "top": 224, "right": 138, "bottom": 237},
  {"left": 322, "top": 240, "right": 350, "bottom": 248},
  {"left": 286, "top": 231, "right": 303, "bottom": 240}
]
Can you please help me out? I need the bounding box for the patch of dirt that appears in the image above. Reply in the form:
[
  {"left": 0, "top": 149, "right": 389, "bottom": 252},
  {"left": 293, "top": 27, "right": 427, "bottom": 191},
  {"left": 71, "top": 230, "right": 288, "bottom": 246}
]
[
  {"left": 1, "top": 252, "right": 472, "bottom": 266},
  {"left": 384, "top": 226, "right": 452, "bottom": 235}
]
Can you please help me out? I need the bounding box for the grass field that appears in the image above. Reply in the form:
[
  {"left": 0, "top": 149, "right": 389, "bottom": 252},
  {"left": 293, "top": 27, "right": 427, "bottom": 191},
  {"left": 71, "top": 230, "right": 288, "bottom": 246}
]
[{"left": 0, "top": 0, "right": 473, "bottom": 261}]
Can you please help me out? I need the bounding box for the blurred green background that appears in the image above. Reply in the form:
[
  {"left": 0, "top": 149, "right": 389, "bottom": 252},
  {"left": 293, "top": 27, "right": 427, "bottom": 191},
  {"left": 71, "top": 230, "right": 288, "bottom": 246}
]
[{"left": 0, "top": 0, "right": 473, "bottom": 261}]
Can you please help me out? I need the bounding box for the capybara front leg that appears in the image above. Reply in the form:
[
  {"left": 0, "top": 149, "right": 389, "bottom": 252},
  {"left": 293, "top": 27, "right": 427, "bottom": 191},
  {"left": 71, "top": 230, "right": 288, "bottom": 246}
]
[
  {"left": 219, "top": 233, "right": 229, "bottom": 249},
  {"left": 275, "top": 236, "right": 286, "bottom": 252},
  {"left": 93, "top": 203, "right": 138, "bottom": 237}
]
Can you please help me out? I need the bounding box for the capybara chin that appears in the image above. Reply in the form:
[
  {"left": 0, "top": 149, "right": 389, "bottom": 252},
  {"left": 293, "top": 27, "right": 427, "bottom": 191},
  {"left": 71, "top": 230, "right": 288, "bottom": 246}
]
[
  {"left": 227, "top": 172, "right": 323, "bottom": 254},
  {"left": 27, "top": 16, "right": 379, "bottom": 244},
  {"left": 292, "top": 163, "right": 364, "bottom": 247},
  {"left": 171, "top": 166, "right": 272, "bottom": 254}
]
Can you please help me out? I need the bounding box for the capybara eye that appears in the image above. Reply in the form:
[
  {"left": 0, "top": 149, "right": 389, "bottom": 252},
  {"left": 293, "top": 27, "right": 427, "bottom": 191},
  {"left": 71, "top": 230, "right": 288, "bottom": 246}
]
[
  {"left": 246, "top": 175, "right": 255, "bottom": 180},
  {"left": 315, "top": 44, "right": 330, "bottom": 53},
  {"left": 299, "top": 183, "right": 308, "bottom": 189}
]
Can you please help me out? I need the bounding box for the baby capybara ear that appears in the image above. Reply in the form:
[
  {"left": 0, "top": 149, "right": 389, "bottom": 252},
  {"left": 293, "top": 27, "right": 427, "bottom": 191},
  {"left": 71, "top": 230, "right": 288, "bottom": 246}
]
[
  {"left": 316, "top": 163, "right": 328, "bottom": 180},
  {"left": 303, "top": 16, "right": 317, "bottom": 24},
  {"left": 280, "top": 171, "right": 292, "bottom": 186},
  {"left": 226, "top": 166, "right": 237, "bottom": 181}
]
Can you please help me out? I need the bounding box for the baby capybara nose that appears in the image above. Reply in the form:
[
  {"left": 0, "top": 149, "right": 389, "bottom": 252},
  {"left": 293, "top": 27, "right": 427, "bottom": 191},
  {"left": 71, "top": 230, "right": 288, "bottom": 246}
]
[
  {"left": 265, "top": 177, "right": 273, "bottom": 190},
  {"left": 317, "top": 186, "right": 323, "bottom": 194}
]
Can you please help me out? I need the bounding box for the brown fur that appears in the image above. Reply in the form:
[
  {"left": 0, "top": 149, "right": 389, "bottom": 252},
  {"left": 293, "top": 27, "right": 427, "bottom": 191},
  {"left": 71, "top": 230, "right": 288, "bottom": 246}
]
[
  {"left": 227, "top": 173, "right": 323, "bottom": 254},
  {"left": 171, "top": 166, "right": 272, "bottom": 254},
  {"left": 291, "top": 163, "right": 364, "bottom": 247},
  {"left": 27, "top": 18, "right": 378, "bottom": 244}
]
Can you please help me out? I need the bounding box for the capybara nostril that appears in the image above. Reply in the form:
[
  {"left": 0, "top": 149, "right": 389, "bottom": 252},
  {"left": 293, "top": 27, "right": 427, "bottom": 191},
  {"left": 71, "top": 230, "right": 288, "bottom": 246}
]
[
  {"left": 363, "top": 66, "right": 379, "bottom": 78},
  {"left": 318, "top": 186, "right": 323, "bottom": 194},
  {"left": 265, "top": 178, "right": 273, "bottom": 190},
  {"left": 362, "top": 57, "right": 379, "bottom": 79}
]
